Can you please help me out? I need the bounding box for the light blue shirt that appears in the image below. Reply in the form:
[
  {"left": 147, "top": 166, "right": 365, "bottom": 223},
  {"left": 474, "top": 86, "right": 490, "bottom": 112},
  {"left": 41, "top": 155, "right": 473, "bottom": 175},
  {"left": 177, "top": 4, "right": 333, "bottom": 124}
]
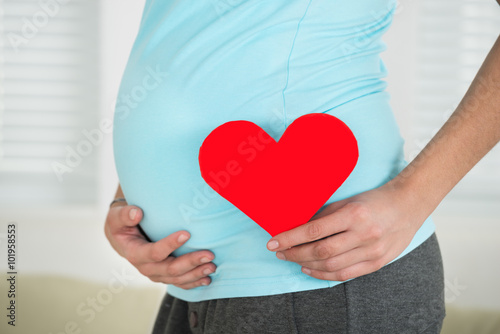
[{"left": 113, "top": 0, "right": 435, "bottom": 302}]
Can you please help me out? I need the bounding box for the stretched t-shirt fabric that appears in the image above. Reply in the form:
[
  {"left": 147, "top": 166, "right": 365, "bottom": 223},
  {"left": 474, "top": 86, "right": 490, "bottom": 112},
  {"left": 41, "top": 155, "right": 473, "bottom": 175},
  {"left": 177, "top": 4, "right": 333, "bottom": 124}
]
[{"left": 113, "top": 0, "right": 435, "bottom": 302}]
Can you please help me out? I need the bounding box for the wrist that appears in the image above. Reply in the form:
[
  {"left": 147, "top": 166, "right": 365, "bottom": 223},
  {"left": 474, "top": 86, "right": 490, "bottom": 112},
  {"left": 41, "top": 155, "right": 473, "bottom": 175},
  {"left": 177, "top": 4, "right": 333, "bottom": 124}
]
[{"left": 384, "top": 175, "right": 433, "bottom": 232}]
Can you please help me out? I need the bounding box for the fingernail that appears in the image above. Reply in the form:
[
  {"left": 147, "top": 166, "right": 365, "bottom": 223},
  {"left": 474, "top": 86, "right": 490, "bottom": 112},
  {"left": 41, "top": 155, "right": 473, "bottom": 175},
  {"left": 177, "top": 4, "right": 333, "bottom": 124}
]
[
  {"left": 129, "top": 208, "right": 138, "bottom": 220},
  {"left": 276, "top": 252, "right": 286, "bottom": 260},
  {"left": 201, "top": 281, "right": 209, "bottom": 286},
  {"left": 203, "top": 268, "right": 213, "bottom": 275},
  {"left": 267, "top": 240, "right": 279, "bottom": 250},
  {"left": 177, "top": 234, "right": 189, "bottom": 243},
  {"left": 200, "top": 257, "right": 211, "bottom": 263},
  {"left": 302, "top": 267, "right": 311, "bottom": 275}
]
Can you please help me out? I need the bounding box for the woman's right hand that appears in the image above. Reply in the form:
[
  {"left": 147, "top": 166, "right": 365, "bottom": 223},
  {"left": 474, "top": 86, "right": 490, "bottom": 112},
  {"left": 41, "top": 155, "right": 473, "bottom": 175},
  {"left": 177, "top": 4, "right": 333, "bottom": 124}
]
[{"left": 104, "top": 203, "right": 216, "bottom": 289}]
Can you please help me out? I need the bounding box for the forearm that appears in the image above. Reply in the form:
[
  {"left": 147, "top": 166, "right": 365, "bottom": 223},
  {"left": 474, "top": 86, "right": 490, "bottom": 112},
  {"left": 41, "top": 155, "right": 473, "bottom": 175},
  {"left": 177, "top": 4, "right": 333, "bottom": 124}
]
[{"left": 390, "top": 33, "right": 500, "bottom": 221}]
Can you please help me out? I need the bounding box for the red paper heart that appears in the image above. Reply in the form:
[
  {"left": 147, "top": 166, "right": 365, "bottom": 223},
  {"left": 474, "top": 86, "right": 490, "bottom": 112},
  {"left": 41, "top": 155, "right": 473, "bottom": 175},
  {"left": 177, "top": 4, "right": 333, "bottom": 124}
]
[{"left": 198, "top": 113, "right": 358, "bottom": 237}]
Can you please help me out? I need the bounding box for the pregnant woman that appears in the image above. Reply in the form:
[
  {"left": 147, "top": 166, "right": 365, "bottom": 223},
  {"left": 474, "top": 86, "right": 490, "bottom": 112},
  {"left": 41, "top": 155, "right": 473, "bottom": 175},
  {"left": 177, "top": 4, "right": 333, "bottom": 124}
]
[{"left": 105, "top": 0, "right": 500, "bottom": 333}]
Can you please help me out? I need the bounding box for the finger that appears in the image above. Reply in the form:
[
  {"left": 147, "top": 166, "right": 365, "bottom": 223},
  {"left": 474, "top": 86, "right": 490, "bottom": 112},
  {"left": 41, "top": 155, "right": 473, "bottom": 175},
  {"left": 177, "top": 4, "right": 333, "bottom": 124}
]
[
  {"left": 267, "top": 210, "right": 349, "bottom": 252},
  {"left": 124, "top": 230, "right": 191, "bottom": 265},
  {"left": 301, "top": 257, "right": 386, "bottom": 282},
  {"left": 146, "top": 258, "right": 216, "bottom": 286},
  {"left": 164, "top": 250, "right": 216, "bottom": 276},
  {"left": 117, "top": 205, "right": 143, "bottom": 227},
  {"left": 174, "top": 276, "right": 213, "bottom": 290},
  {"left": 294, "top": 246, "right": 369, "bottom": 272},
  {"left": 107, "top": 205, "right": 143, "bottom": 236},
  {"left": 277, "top": 231, "right": 356, "bottom": 263},
  {"left": 139, "top": 249, "right": 215, "bottom": 278}
]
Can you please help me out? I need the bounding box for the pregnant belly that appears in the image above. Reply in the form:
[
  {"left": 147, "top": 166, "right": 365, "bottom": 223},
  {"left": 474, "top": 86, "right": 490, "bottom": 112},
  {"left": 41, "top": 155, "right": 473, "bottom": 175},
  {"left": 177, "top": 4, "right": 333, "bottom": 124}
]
[{"left": 113, "top": 87, "right": 404, "bottom": 255}]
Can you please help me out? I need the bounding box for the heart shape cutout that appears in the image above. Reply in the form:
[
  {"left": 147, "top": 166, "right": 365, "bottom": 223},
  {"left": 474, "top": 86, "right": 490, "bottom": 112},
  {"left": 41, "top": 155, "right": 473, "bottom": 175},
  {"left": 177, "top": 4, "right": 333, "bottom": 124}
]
[{"left": 199, "top": 113, "right": 358, "bottom": 237}]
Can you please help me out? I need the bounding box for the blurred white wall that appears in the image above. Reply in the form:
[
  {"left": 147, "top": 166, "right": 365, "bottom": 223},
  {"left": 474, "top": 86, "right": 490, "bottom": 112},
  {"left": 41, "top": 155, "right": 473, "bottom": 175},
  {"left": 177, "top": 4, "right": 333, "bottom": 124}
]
[
  {"left": 383, "top": 0, "right": 500, "bottom": 310},
  {"left": 0, "top": 0, "right": 499, "bottom": 312},
  {"left": 0, "top": 0, "right": 154, "bottom": 290}
]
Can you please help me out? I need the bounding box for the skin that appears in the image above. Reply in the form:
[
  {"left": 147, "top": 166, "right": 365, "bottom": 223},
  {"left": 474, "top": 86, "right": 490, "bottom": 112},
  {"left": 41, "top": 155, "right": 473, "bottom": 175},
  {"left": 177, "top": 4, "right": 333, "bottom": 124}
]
[
  {"left": 267, "top": 31, "right": 500, "bottom": 281},
  {"left": 104, "top": 185, "right": 216, "bottom": 289},
  {"left": 105, "top": 3, "right": 500, "bottom": 288}
]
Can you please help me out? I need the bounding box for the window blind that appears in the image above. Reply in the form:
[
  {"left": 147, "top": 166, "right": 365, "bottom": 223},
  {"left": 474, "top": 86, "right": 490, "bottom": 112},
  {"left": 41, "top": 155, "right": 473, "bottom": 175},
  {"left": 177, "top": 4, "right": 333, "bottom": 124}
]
[
  {"left": 412, "top": 0, "right": 500, "bottom": 203},
  {"left": 0, "top": 0, "right": 100, "bottom": 205}
]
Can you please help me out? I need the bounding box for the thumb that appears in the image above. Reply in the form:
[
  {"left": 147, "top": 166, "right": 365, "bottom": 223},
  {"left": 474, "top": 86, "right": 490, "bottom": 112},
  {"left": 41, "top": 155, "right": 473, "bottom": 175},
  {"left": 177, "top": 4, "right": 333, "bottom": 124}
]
[{"left": 118, "top": 205, "right": 144, "bottom": 227}]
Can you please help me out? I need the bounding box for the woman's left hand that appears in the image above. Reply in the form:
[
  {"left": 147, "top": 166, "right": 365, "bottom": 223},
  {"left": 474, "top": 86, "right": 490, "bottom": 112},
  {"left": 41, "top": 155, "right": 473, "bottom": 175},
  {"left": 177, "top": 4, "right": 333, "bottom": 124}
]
[{"left": 266, "top": 181, "right": 425, "bottom": 281}]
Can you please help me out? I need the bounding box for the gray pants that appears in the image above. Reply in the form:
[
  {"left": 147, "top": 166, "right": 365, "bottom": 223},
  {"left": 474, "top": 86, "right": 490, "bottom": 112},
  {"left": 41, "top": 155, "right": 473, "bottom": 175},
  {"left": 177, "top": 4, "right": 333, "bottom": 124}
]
[{"left": 152, "top": 233, "right": 445, "bottom": 334}]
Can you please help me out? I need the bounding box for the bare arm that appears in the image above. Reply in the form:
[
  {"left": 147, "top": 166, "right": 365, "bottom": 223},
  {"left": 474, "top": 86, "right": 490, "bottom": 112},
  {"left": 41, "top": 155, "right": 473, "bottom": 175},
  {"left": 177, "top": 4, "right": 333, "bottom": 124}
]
[
  {"left": 392, "top": 33, "right": 500, "bottom": 221},
  {"left": 266, "top": 25, "right": 500, "bottom": 281}
]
